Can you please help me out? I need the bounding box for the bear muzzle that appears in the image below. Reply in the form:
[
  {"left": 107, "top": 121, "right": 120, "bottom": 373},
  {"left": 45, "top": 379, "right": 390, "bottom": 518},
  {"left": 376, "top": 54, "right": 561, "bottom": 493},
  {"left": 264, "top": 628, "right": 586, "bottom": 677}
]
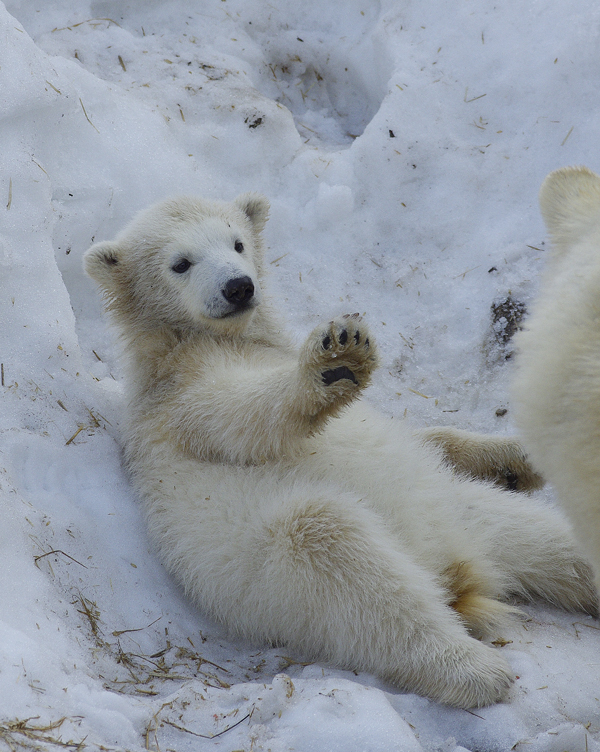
[{"left": 222, "top": 276, "right": 255, "bottom": 310}]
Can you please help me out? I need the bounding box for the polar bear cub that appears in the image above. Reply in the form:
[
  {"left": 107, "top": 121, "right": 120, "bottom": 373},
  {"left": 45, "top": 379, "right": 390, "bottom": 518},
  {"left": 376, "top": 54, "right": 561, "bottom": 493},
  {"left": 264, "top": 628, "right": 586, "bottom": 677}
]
[
  {"left": 84, "top": 193, "right": 597, "bottom": 709},
  {"left": 513, "top": 165, "right": 600, "bottom": 592}
]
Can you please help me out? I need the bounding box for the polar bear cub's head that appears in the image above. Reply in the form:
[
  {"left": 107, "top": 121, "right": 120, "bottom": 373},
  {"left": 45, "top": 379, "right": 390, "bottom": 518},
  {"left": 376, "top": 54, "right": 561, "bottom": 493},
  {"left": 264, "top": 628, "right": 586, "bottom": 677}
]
[{"left": 84, "top": 193, "right": 269, "bottom": 335}]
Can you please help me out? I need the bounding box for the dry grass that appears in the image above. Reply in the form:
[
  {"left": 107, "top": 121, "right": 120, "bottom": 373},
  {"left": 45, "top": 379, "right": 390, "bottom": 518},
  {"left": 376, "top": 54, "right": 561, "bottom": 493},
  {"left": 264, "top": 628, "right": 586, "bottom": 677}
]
[
  {"left": 70, "top": 590, "right": 234, "bottom": 699},
  {"left": 0, "top": 717, "right": 86, "bottom": 752},
  {"left": 65, "top": 408, "right": 110, "bottom": 446},
  {"left": 144, "top": 700, "right": 254, "bottom": 751}
]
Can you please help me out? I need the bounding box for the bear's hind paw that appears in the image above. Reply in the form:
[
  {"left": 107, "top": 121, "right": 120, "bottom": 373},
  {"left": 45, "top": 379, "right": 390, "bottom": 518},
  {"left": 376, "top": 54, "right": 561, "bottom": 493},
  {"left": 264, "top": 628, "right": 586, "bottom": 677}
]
[{"left": 431, "top": 641, "right": 514, "bottom": 709}]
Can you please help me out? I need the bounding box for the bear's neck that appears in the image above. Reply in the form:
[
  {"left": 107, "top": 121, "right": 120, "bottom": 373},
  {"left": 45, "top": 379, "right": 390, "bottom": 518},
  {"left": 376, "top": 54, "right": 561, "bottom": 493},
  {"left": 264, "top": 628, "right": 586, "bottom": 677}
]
[
  {"left": 119, "top": 324, "right": 179, "bottom": 392},
  {"left": 117, "top": 303, "right": 294, "bottom": 394}
]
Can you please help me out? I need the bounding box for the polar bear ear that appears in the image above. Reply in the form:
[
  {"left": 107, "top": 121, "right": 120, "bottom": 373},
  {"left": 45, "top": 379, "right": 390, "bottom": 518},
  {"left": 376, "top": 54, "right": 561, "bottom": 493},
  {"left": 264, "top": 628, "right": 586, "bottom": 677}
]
[
  {"left": 234, "top": 192, "right": 270, "bottom": 233},
  {"left": 83, "top": 240, "right": 123, "bottom": 289},
  {"left": 539, "top": 166, "right": 600, "bottom": 251}
]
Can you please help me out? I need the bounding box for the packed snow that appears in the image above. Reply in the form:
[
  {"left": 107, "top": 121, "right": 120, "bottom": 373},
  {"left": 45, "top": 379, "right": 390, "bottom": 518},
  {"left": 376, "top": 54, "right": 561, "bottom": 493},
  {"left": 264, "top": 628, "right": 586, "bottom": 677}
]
[{"left": 0, "top": 0, "right": 599, "bottom": 749}]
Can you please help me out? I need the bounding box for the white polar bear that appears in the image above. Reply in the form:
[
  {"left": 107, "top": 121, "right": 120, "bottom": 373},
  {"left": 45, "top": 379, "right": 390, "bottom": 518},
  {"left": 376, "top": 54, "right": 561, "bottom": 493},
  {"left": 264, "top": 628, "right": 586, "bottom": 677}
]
[
  {"left": 84, "top": 193, "right": 597, "bottom": 709},
  {"left": 513, "top": 165, "right": 600, "bottom": 593}
]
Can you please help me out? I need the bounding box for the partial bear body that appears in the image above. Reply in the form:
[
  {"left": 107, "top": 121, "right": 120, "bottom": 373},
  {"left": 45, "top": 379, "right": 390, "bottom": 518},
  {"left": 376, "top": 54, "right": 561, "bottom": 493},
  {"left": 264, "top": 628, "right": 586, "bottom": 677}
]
[
  {"left": 84, "top": 193, "right": 597, "bottom": 709},
  {"left": 513, "top": 165, "right": 600, "bottom": 592}
]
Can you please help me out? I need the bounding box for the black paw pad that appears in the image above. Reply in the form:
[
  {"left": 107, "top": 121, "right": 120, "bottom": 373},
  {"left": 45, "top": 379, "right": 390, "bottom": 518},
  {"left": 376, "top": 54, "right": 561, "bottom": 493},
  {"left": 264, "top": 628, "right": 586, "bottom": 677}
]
[
  {"left": 321, "top": 366, "right": 358, "bottom": 385},
  {"left": 504, "top": 470, "right": 519, "bottom": 492},
  {"left": 322, "top": 335, "right": 332, "bottom": 350},
  {"left": 353, "top": 330, "right": 360, "bottom": 344},
  {"left": 339, "top": 329, "right": 348, "bottom": 345}
]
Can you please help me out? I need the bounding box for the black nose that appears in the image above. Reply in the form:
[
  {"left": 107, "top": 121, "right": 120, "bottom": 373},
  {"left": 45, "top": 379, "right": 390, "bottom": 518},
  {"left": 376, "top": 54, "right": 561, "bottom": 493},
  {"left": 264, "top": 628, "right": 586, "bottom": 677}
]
[{"left": 222, "top": 276, "right": 255, "bottom": 306}]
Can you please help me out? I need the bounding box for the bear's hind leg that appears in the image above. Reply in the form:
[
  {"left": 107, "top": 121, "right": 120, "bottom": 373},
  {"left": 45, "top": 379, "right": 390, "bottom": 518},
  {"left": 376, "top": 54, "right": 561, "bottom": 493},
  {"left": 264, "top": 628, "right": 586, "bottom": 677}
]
[
  {"left": 235, "top": 492, "right": 514, "bottom": 708},
  {"left": 442, "top": 560, "right": 519, "bottom": 637},
  {"left": 457, "top": 483, "right": 599, "bottom": 617}
]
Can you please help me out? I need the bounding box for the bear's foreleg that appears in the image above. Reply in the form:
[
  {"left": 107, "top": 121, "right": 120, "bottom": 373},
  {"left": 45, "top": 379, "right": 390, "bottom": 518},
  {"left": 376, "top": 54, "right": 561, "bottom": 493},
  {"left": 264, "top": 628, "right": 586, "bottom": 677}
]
[
  {"left": 418, "top": 426, "right": 544, "bottom": 492},
  {"left": 298, "top": 314, "right": 379, "bottom": 422},
  {"left": 167, "top": 315, "right": 378, "bottom": 464}
]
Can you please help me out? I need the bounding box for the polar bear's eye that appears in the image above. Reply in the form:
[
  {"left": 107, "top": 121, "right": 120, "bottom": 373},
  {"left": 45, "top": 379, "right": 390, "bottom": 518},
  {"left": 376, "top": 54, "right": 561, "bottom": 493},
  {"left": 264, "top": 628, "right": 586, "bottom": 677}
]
[
  {"left": 172, "top": 259, "right": 192, "bottom": 274},
  {"left": 234, "top": 241, "right": 244, "bottom": 253}
]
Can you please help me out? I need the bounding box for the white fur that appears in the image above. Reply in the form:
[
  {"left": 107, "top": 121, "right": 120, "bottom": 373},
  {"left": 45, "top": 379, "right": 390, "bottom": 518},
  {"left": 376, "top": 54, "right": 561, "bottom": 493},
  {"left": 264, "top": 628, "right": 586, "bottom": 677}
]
[
  {"left": 84, "top": 193, "right": 597, "bottom": 709},
  {"left": 513, "top": 165, "right": 600, "bottom": 592}
]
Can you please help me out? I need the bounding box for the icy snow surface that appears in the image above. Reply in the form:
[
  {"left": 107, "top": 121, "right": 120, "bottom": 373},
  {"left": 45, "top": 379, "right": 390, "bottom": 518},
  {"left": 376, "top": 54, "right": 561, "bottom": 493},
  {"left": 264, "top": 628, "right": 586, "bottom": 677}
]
[{"left": 0, "top": 0, "right": 599, "bottom": 749}]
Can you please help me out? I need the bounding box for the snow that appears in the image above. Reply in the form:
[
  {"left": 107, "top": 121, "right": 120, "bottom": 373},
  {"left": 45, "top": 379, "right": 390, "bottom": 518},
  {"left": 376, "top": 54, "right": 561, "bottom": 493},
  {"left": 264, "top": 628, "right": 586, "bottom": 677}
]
[{"left": 0, "top": 0, "right": 599, "bottom": 749}]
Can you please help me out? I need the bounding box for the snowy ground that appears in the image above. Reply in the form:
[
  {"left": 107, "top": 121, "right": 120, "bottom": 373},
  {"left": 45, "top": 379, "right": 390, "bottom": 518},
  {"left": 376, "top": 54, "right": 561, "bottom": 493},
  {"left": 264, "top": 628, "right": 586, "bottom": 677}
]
[{"left": 0, "top": 0, "right": 599, "bottom": 749}]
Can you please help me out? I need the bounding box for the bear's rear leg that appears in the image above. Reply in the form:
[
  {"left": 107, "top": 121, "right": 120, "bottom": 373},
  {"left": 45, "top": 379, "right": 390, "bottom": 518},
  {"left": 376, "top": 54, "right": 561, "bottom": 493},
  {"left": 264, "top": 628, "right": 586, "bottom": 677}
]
[
  {"left": 457, "top": 485, "right": 599, "bottom": 617},
  {"left": 442, "top": 560, "right": 519, "bottom": 637},
  {"left": 242, "top": 495, "right": 514, "bottom": 708}
]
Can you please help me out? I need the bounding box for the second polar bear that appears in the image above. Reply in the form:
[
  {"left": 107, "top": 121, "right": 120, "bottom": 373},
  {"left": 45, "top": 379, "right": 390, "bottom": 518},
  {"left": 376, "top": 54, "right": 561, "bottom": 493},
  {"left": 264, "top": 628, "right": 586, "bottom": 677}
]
[
  {"left": 84, "top": 193, "right": 597, "bottom": 709},
  {"left": 513, "top": 165, "right": 600, "bottom": 592}
]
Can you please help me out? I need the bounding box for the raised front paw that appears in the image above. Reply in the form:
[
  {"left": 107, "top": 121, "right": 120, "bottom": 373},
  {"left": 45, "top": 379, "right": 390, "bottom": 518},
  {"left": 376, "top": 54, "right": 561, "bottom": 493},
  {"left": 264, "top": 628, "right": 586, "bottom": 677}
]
[{"left": 301, "top": 314, "right": 379, "bottom": 408}]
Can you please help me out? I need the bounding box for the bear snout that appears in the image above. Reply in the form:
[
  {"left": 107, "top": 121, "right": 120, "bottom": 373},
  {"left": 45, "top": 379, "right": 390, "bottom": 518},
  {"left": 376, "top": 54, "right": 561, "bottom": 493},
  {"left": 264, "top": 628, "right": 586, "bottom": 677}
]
[{"left": 222, "top": 276, "right": 255, "bottom": 308}]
